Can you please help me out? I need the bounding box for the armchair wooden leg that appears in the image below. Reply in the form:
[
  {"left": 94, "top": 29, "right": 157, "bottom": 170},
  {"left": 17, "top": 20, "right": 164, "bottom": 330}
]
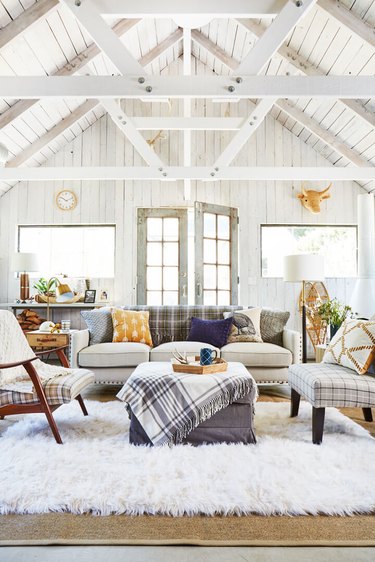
[
  {"left": 76, "top": 394, "right": 88, "bottom": 416},
  {"left": 290, "top": 388, "right": 301, "bottom": 417},
  {"left": 312, "top": 407, "right": 325, "bottom": 445},
  {"left": 363, "top": 408, "right": 373, "bottom": 422}
]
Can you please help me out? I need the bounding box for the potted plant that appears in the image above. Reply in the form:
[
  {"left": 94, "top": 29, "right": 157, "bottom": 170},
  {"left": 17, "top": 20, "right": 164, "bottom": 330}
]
[
  {"left": 317, "top": 298, "right": 353, "bottom": 340},
  {"left": 33, "top": 277, "right": 57, "bottom": 302}
]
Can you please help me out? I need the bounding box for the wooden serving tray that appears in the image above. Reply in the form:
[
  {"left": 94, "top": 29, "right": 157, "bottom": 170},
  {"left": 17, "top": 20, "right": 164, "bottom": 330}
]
[{"left": 171, "top": 357, "right": 228, "bottom": 375}]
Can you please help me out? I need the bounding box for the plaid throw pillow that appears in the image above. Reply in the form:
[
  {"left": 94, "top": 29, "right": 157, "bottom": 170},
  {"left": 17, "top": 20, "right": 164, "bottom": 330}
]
[
  {"left": 260, "top": 309, "right": 290, "bottom": 346},
  {"left": 323, "top": 319, "right": 375, "bottom": 375}
]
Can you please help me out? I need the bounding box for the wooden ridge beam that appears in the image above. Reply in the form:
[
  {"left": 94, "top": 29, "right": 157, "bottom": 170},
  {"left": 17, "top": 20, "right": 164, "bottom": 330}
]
[
  {"left": 90, "top": 0, "right": 286, "bottom": 18},
  {"left": 1, "top": 75, "right": 374, "bottom": 99},
  {"left": 1, "top": 166, "right": 374, "bottom": 182},
  {"left": 318, "top": 0, "right": 375, "bottom": 49},
  {"left": 0, "top": 0, "right": 59, "bottom": 50}
]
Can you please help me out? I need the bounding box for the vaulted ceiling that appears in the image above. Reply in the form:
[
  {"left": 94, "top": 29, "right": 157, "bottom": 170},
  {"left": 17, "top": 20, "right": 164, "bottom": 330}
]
[{"left": 0, "top": 0, "right": 374, "bottom": 196}]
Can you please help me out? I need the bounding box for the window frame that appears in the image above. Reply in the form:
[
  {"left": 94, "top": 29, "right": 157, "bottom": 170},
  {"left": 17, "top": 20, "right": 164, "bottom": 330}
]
[
  {"left": 137, "top": 208, "right": 188, "bottom": 305},
  {"left": 17, "top": 223, "right": 116, "bottom": 278},
  {"left": 260, "top": 223, "right": 358, "bottom": 279}
]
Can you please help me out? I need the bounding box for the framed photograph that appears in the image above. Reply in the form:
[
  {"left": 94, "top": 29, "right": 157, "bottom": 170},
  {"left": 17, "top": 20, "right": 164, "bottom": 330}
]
[
  {"left": 84, "top": 289, "right": 96, "bottom": 304},
  {"left": 99, "top": 289, "right": 109, "bottom": 302}
]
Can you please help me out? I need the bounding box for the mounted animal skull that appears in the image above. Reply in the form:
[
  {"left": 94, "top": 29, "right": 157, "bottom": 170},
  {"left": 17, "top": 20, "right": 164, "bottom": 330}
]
[{"left": 297, "top": 183, "right": 332, "bottom": 214}]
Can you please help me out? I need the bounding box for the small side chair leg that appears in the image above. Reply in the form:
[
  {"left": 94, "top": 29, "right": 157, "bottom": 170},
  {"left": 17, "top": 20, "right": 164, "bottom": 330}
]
[
  {"left": 312, "top": 407, "right": 325, "bottom": 445},
  {"left": 290, "top": 388, "right": 301, "bottom": 418},
  {"left": 76, "top": 394, "right": 89, "bottom": 416},
  {"left": 362, "top": 408, "right": 373, "bottom": 422}
]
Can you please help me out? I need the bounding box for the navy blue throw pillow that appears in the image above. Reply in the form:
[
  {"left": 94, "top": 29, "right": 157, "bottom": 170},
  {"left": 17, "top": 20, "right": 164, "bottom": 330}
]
[{"left": 187, "top": 316, "right": 233, "bottom": 348}]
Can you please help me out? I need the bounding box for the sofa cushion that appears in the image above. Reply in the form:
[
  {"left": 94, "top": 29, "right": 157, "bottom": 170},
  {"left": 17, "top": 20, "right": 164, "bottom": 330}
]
[
  {"left": 260, "top": 309, "right": 290, "bottom": 347},
  {"left": 187, "top": 316, "right": 233, "bottom": 348},
  {"left": 220, "top": 342, "right": 292, "bottom": 367},
  {"left": 79, "top": 343, "right": 150, "bottom": 368},
  {"left": 81, "top": 308, "right": 113, "bottom": 344},
  {"left": 112, "top": 309, "right": 153, "bottom": 346},
  {"left": 224, "top": 308, "right": 262, "bottom": 343},
  {"left": 150, "top": 341, "right": 220, "bottom": 362}
]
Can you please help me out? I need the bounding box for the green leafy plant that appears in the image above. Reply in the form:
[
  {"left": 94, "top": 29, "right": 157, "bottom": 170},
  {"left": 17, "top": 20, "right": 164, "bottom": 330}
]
[
  {"left": 317, "top": 298, "right": 353, "bottom": 328},
  {"left": 33, "top": 277, "right": 57, "bottom": 296}
]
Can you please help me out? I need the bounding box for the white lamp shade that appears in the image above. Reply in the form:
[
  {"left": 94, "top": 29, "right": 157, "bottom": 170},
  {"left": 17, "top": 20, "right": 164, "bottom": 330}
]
[
  {"left": 13, "top": 252, "right": 40, "bottom": 273},
  {"left": 283, "top": 254, "right": 325, "bottom": 282}
]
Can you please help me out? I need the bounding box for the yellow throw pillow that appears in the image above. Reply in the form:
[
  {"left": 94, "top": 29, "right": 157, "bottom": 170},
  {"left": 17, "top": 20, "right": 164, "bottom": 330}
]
[
  {"left": 112, "top": 309, "right": 153, "bottom": 346},
  {"left": 322, "top": 319, "right": 375, "bottom": 375}
]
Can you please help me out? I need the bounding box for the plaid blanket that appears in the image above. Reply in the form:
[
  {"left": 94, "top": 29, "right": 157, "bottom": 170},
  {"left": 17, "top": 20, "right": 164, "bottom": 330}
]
[{"left": 116, "top": 362, "right": 257, "bottom": 446}]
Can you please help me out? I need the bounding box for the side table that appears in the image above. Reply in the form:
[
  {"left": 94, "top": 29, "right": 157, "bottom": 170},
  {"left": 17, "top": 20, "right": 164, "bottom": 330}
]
[
  {"left": 26, "top": 331, "right": 71, "bottom": 368},
  {"left": 315, "top": 344, "right": 328, "bottom": 363}
]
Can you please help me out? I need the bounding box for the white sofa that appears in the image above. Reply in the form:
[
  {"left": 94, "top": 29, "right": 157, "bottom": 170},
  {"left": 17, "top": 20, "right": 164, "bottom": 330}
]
[{"left": 70, "top": 305, "right": 301, "bottom": 385}]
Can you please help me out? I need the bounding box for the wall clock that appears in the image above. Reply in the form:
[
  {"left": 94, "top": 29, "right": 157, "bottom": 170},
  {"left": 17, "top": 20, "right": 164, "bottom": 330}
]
[{"left": 56, "top": 189, "right": 78, "bottom": 211}]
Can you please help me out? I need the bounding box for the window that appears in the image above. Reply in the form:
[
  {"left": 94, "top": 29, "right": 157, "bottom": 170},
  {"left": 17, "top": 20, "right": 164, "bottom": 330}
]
[
  {"left": 137, "top": 204, "right": 239, "bottom": 305},
  {"left": 137, "top": 209, "right": 188, "bottom": 305},
  {"left": 261, "top": 225, "right": 357, "bottom": 278},
  {"left": 18, "top": 225, "right": 115, "bottom": 278}
]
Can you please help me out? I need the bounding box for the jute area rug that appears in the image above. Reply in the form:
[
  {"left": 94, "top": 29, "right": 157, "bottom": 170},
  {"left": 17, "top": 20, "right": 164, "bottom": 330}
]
[{"left": 1, "top": 387, "right": 374, "bottom": 546}]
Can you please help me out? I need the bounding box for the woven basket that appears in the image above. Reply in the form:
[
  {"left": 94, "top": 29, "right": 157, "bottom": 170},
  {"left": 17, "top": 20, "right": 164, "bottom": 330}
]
[{"left": 35, "top": 293, "right": 82, "bottom": 304}]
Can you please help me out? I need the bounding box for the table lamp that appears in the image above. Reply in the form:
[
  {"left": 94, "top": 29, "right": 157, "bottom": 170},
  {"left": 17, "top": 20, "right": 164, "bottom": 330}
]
[
  {"left": 284, "top": 254, "right": 325, "bottom": 363},
  {"left": 13, "top": 252, "right": 40, "bottom": 302},
  {"left": 45, "top": 277, "right": 75, "bottom": 321}
]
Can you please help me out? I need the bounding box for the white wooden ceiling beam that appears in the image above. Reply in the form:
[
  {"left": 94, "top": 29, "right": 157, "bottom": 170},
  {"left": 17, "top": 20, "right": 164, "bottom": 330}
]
[
  {"left": 90, "top": 0, "right": 286, "bottom": 18},
  {"left": 2, "top": 75, "right": 373, "bottom": 98},
  {"left": 60, "top": 0, "right": 144, "bottom": 74},
  {"left": 236, "top": 19, "right": 375, "bottom": 129},
  {"left": 236, "top": 0, "right": 317, "bottom": 75},
  {"left": 275, "top": 99, "right": 372, "bottom": 167},
  {"left": 214, "top": 99, "right": 276, "bottom": 167},
  {"left": 318, "top": 0, "right": 375, "bottom": 49},
  {"left": 214, "top": 0, "right": 316, "bottom": 166},
  {"left": 0, "top": 166, "right": 374, "bottom": 182},
  {"left": 133, "top": 117, "right": 244, "bottom": 130},
  {"left": 100, "top": 99, "right": 163, "bottom": 166},
  {"left": 6, "top": 100, "right": 100, "bottom": 168},
  {"left": 0, "top": 0, "right": 59, "bottom": 49}
]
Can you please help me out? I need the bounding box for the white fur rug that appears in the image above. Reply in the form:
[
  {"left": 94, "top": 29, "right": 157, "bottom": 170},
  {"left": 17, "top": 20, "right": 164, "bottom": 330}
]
[{"left": 1, "top": 400, "right": 375, "bottom": 517}]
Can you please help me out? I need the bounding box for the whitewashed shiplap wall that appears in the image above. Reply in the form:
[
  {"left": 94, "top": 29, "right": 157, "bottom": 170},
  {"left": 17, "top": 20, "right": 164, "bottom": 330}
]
[{"left": 0, "top": 64, "right": 363, "bottom": 334}]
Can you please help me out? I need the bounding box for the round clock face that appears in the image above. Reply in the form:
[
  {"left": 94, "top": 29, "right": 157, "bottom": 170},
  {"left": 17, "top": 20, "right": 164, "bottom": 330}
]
[{"left": 56, "top": 190, "right": 77, "bottom": 211}]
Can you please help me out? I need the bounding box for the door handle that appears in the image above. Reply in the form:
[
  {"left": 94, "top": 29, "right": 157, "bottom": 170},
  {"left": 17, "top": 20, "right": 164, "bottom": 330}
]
[
  {"left": 196, "top": 283, "right": 202, "bottom": 297},
  {"left": 182, "top": 284, "right": 187, "bottom": 298}
]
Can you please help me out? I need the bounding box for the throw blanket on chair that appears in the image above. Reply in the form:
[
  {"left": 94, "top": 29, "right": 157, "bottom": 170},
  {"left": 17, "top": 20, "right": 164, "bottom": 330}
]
[
  {"left": 117, "top": 362, "right": 256, "bottom": 446},
  {"left": 0, "top": 310, "right": 73, "bottom": 390}
]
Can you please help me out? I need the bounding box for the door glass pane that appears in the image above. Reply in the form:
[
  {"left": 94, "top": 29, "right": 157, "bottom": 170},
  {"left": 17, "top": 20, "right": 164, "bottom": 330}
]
[
  {"left": 218, "top": 291, "right": 230, "bottom": 305},
  {"left": 147, "top": 266, "right": 162, "bottom": 290},
  {"left": 147, "top": 242, "right": 162, "bottom": 266},
  {"left": 217, "top": 215, "right": 230, "bottom": 240},
  {"left": 204, "top": 290, "right": 217, "bottom": 305},
  {"left": 204, "top": 265, "right": 216, "bottom": 289},
  {"left": 218, "top": 265, "right": 230, "bottom": 290},
  {"left": 217, "top": 240, "right": 230, "bottom": 264},
  {"left": 147, "top": 218, "right": 163, "bottom": 241},
  {"left": 163, "top": 291, "right": 178, "bottom": 305},
  {"left": 163, "top": 267, "right": 178, "bottom": 290},
  {"left": 204, "top": 213, "right": 216, "bottom": 238},
  {"left": 147, "top": 291, "right": 162, "bottom": 305},
  {"left": 163, "top": 242, "right": 178, "bottom": 266},
  {"left": 204, "top": 239, "right": 216, "bottom": 264},
  {"left": 163, "top": 218, "right": 179, "bottom": 241}
]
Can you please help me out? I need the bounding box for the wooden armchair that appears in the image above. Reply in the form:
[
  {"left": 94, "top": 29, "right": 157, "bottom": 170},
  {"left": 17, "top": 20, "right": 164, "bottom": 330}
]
[{"left": 0, "top": 310, "right": 95, "bottom": 444}]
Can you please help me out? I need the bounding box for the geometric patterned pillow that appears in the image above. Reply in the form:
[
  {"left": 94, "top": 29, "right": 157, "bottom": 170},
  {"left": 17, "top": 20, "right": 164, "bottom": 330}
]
[
  {"left": 322, "top": 319, "right": 375, "bottom": 374},
  {"left": 112, "top": 309, "right": 153, "bottom": 346},
  {"left": 81, "top": 308, "right": 113, "bottom": 345}
]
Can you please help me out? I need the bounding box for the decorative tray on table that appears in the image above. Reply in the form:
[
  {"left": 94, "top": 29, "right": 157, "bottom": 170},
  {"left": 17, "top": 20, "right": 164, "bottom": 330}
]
[{"left": 171, "top": 356, "right": 228, "bottom": 375}]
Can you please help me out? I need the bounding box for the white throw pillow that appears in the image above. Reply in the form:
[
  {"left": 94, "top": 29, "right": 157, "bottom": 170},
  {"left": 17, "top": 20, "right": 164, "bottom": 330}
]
[
  {"left": 323, "top": 319, "right": 375, "bottom": 375},
  {"left": 224, "top": 308, "right": 263, "bottom": 343}
]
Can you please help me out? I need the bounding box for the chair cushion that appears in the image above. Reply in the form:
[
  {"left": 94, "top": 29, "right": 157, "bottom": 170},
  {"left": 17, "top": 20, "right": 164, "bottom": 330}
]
[
  {"left": 288, "top": 362, "right": 375, "bottom": 408},
  {"left": 220, "top": 342, "right": 292, "bottom": 367},
  {"left": 0, "top": 369, "right": 94, "bottom": 407},
  {"left": 150, "top": 341, "right": 220, "bottom": 362},
  {"left": 79, "top": 343, "right": 151, "bottom": 368}
]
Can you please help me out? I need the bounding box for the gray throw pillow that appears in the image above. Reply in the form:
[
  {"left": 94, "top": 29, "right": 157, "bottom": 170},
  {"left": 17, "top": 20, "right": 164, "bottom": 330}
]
[
  {"left": 260, "top": 309, "right": 290, "bottom": 347},
  {"left": 81, "top": 308, "right": 113, "bottom": 345}
]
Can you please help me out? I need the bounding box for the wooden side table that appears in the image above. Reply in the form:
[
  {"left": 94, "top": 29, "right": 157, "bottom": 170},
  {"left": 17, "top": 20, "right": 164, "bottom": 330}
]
[
  {"left": 315, "top": 344, "right": 328, "bottom": 363},
  {"left": 26, "top": 332, "right": 70, "bottom": 368}
]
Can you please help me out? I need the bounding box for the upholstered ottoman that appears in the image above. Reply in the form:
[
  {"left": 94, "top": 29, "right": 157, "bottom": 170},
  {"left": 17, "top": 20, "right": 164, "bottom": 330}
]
[{"left": 288, "top": 363, "right": 375, "bottom": 444}]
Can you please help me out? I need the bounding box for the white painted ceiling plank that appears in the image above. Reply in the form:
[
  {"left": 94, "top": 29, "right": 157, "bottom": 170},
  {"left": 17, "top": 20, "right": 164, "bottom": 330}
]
[
  {"left": 318, "top": 0, "right": 375, "bottom": 49},
  {"left": 0, "top": 0, "right": 59, "bottom": 49}
]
